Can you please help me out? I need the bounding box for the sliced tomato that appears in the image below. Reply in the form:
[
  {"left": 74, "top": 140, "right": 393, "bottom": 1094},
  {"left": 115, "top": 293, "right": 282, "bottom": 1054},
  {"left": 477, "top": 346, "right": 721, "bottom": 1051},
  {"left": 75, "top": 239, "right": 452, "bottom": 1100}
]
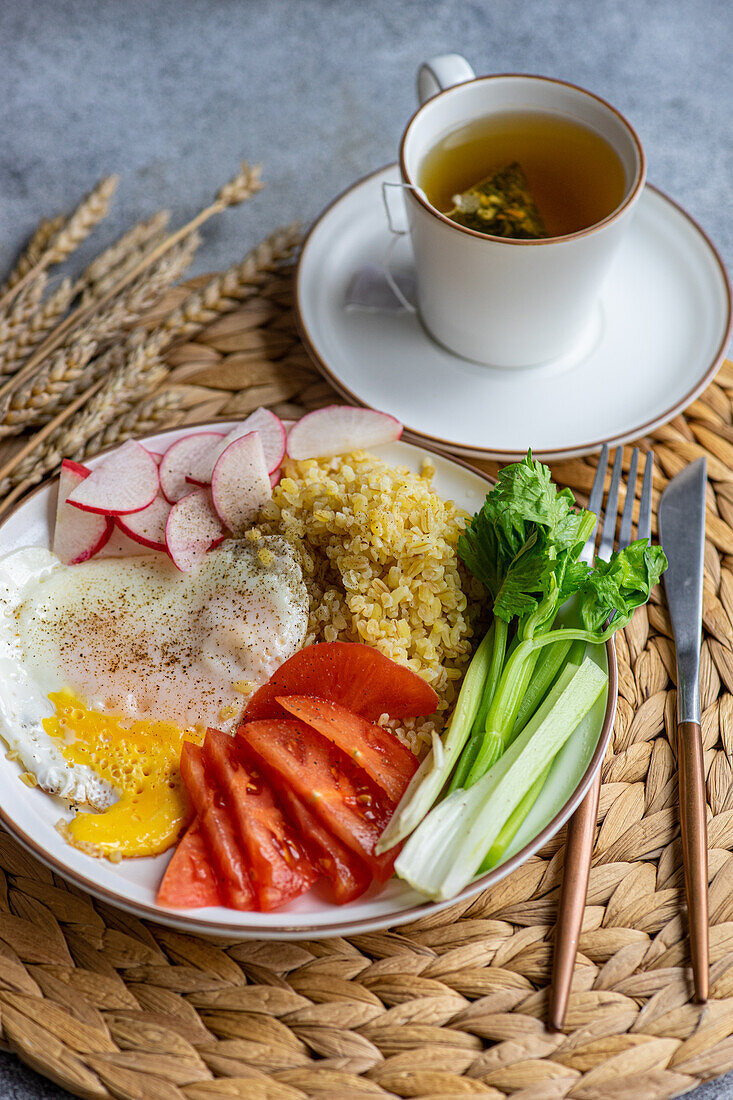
[
  {"left": 202, "top": 729, "right": 318, "bottom": 911},
  {"left": 240, "top": 718, "right": 397, "bottom": 882},
  {"left": 157, "top": 820, "right": 223, "bottom": 909},
  {"left": 263, "top": 773, "right": 371, "bottom": 905},
  {"left": 244, "top": 642, "right": 439, "bottom": 723},
  {"left": 276, "top": 695, "right": 418, "bottom": 804},
  {"left": 179, "top": 742, "right": 255, "bottom": 911}
]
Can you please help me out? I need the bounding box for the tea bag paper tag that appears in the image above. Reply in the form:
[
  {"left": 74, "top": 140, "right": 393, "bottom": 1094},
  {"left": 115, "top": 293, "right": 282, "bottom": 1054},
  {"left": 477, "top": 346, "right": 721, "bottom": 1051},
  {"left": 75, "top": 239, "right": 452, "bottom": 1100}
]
[{"left": 345, "top": 264, "right": 416, "bottom": 312}]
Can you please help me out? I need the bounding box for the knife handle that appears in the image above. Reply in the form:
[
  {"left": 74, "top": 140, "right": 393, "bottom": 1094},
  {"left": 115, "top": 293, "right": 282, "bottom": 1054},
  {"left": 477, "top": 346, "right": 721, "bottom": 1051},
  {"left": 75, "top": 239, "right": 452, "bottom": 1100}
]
[
  {"left": 548, "top": 767, "right": 601, "bottom": 1032},
  {"left": 678, "top": 720, "right": 709, "bottom": 1003}
]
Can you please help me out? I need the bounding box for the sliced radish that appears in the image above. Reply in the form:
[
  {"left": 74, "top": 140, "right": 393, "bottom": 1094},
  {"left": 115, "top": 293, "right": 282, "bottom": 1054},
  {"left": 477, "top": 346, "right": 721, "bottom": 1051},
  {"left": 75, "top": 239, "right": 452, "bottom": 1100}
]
[
  {"left": 66, "top": 440, "right": 159, "bottom": 516},
  {"left": 166, "top": 488, "right": 228, "bottom": 572},
  {"left": 117, "top": 492, "right": 171, "bottom": 552},
  {"left": 53, "top": 459, "right": 113, "bottom": 565},
  {"left": 159, "top": 431, "right": 225, "bottom": 503},
  {"left": 287, "top": 406, "right": 402, "bottom": 460},
  {"left": 146, "top": 450, "right": 164, "bottom": 465},
  {"left": 96, "top": 527, "right": 151, "bottom": 558},
  {"left": 270, "top": 469, "right": 281, "bottom": 489},
  {"left": 210, "top": 433, "right": 271, "bottom": 536},
  {"left": 216, "top": 408, "right": 286, "bottom": 475}
]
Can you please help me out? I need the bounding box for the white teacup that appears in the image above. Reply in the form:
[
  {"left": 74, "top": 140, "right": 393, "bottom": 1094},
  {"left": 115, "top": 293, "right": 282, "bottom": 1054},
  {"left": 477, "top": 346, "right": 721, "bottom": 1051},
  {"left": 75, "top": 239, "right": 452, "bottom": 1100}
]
[{"left": 397, "top": 55, "right": 646, "bottom": 368}]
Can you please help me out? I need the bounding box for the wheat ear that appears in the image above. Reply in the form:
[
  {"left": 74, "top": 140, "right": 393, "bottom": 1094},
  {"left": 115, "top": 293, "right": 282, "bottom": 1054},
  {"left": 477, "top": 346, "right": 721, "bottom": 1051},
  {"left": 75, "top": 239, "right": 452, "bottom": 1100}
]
[
  {"left": 1, "top": 331, "right": 168, "bottom": 496},
  {"left": 0, "top": 162, "right": 262, "bottom": 408},
  {"left": 82, "top": 388, "right": 189, "bottom": 456},
  {"left": 0, "top": 233, "right": 200, "bottom": 434},
  {"left": 0, "top": 216, "right": 65, "bottom": 299},
  {"left": 0, "top": 177, "right": 118, "bottom": 312},
  {"left": 0, "top": 276, "right": 47, "bottom": 343},
  {"left": 79, "top": 210, "right": 171, "bottom": 303},
  {"left": 159, "top": 222, "right": 300, "bottom": 342},
  {"left": 0, "top": 278, "right": 75, "bottom": 382}
]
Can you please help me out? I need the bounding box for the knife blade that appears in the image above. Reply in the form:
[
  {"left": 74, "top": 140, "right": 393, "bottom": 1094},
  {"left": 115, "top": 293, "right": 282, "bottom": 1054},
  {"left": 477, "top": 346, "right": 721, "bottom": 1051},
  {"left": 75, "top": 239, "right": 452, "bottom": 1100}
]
[
  {"left": 659, "top": 457, "right": 706, "bottom": 722},
  {"left": 658, "top": 455, "right": 708, "bottom": 1002}
]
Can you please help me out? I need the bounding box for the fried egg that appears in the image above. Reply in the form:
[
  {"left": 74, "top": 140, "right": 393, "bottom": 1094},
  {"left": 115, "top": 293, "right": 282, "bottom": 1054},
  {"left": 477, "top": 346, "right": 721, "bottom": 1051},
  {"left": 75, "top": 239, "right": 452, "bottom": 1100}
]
[{"left": 0, "top": 537, "right": 308, "bottom": 856}]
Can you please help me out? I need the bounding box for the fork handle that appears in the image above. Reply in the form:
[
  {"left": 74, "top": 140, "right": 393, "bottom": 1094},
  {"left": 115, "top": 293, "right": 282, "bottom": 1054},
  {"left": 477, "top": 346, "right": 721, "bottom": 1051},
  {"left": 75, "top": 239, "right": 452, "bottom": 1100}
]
[
  {"left": 548, "top": 768, "right": 601, "bottom": 1032},
  {"left": 678, "top": 720, "right": 709, "bottom": 1002}
]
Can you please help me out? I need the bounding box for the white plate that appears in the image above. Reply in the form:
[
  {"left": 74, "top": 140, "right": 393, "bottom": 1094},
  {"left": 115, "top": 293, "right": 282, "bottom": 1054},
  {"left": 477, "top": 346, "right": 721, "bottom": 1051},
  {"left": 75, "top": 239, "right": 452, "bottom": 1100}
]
[
  {"left": 0, "top": 426, "right": 616, "bottom": 938},
  {"left": 295, "top": 165, "right": 731, "bottom": 462}
]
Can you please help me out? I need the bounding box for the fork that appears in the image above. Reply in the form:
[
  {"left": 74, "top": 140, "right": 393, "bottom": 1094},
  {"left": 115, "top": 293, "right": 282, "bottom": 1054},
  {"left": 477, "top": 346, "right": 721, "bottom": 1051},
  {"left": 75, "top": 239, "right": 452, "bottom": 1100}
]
[{"left": 548, "top": 444, "right": 654, "bottom": 1032}]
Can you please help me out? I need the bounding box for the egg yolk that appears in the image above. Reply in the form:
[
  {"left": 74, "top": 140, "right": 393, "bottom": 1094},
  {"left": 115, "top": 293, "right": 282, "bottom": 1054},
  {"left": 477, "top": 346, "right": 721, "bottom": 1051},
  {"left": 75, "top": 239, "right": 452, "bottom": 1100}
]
[{"left": 42, "top": 689, "right": 200, "bottom": 859}]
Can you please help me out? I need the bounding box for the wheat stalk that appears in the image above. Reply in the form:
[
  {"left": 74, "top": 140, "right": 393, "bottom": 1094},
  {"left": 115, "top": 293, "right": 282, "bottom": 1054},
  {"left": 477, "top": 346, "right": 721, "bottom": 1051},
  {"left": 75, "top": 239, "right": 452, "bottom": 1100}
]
[
  {"left": 0, "top": 216, "right": 64, "bottom": 298},
  {"left": 0, "top": 233, "right": 200, "bottom": 435},
  {"left": 0, "top": 177, "right": 118, "bottom": 312},
  {"left": 0, "top": 162, "right": 262, "bottom": 408}
]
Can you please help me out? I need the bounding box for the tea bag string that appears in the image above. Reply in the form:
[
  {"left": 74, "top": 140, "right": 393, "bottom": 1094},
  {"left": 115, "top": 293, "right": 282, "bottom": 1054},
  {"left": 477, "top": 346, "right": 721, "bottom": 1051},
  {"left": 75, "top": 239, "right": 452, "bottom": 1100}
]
[{"left": 381, "top": 182, "right": 421, "bottom": 314}]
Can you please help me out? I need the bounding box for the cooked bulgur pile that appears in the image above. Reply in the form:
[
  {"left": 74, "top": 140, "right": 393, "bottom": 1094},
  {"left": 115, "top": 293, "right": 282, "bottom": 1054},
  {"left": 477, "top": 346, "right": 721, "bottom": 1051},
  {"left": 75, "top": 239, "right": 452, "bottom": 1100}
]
[{"left": 260, "top": 450, "right": 482, "bottom": 756}]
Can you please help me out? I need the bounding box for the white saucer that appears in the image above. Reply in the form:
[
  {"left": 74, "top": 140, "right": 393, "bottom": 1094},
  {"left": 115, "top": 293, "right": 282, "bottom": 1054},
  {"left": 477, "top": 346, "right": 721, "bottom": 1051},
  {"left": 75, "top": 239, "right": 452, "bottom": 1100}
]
[{"left": 296, "top": 164, "right": 731, "bottom": 461}]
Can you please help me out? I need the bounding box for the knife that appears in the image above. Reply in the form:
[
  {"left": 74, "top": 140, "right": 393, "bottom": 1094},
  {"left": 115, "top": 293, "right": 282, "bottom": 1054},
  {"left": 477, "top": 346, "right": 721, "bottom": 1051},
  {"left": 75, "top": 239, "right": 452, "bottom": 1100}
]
[{"left": 658, "top": 456, "right": 708, "bottom": 1003}]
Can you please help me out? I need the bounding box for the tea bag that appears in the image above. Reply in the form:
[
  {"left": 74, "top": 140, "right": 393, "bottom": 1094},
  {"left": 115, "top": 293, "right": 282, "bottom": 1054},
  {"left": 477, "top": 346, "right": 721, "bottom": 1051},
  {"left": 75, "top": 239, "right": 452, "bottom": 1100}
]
[{"left": 446, "top": 162, "right": 547, "bottom": 239}]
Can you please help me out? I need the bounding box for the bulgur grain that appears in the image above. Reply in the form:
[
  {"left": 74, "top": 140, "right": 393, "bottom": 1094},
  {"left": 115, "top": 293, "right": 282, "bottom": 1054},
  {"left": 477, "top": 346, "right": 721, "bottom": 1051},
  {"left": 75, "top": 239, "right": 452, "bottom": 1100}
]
[{"left": 264, "top": 450, "right": 483, "bottom": 756}]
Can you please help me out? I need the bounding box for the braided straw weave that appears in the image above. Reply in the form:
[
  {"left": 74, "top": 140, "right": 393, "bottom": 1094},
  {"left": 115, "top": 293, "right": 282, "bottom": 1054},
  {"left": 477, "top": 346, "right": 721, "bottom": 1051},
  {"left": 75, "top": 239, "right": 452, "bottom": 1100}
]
[{"left": 2, "top": 252, "right": 733, "bottom": 1100}]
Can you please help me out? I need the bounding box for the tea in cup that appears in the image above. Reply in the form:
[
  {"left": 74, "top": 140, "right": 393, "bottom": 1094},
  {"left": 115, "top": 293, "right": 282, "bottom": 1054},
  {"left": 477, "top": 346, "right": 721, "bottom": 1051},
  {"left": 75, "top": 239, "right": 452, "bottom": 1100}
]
[{"left": 396, "top": 55, "right": 646, "bottom": 367}]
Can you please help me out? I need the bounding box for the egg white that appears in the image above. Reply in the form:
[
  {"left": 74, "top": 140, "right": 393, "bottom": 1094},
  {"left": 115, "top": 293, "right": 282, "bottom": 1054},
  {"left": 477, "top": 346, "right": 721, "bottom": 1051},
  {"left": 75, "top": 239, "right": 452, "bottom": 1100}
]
[
  {"left": 0, "top": 536, "right": 308, "bottom": 809},
  {"left": 0, "top": 546, "right": 114, "bottom": 807}
]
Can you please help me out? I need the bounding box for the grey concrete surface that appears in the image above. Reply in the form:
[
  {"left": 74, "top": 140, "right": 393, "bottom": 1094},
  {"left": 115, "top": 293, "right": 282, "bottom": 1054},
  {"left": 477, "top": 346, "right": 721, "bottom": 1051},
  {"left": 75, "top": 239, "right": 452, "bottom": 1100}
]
[{"left": 0, "top": 0, "right": 732, "bottom": 1096}]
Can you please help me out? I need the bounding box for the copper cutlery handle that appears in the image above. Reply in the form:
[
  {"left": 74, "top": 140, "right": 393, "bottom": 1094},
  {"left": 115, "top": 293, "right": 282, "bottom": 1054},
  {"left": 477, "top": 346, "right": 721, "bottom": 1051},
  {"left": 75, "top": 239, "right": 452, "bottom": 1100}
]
[
  {"left": 678, "top": 719, "right": 709, "bottom": 1002},
  {"left": 548, "top": 767, "right": 601, "bottom": 1032}
]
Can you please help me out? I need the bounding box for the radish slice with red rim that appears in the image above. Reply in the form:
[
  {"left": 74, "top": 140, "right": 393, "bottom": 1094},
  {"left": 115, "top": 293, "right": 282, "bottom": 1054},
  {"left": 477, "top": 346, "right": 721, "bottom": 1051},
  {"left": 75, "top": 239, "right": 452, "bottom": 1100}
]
[
  {"left": 211, "top": 433, "right": 271, "bottom": 536},
  {"left": 53, "top": 459, "right": 114, "bottom": 564},
  {"left": 117, "top": 493, "right": 171, "bottom": 552},
  {"left": 66, "top": 440, "right": 159, "bottom": 515},
  {"left": 159, "top": 431, "right": 225, "bottom": 502},
  {"left": 96, "top": 527, "right": 151, "bottom": 558},
  {"left": 287, "top": 406, "right": 402, "bottom": 460},
  {"left": 166, "top": 488, "right": 228, "bottom": 572},
  {"left": 215, "top": 408, "right": 286, "bottom": 475}
]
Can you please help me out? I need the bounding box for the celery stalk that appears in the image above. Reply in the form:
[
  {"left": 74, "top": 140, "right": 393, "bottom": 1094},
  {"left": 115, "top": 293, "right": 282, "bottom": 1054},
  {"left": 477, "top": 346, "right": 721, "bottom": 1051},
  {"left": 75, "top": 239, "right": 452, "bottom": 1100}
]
[
  {"left": 479, "top": 762, "right": 552, "bottom": 872},
  {"left": 479, "top": 639, "right": 590, "bottom": 869},
  {"left": 394, "top": 656, "right": 607, "bottom": 899},
  {"left": 511, "top": 639, "right": 572, "bottom": 738},
  {"left": 376, "top": 625, "right": 495, "bottom": 853}
]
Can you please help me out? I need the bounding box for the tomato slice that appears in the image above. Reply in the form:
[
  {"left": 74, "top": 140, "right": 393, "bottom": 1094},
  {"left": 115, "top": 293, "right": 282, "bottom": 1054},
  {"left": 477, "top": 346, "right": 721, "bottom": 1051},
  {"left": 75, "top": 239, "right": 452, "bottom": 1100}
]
[
  {"left": 202, "top": 729, "right": 318, "bottom": 911},
  {"left": 276, "top": 696, "right": 418, "bottom": 803},
  {"left": 179, "top": 742, "right": 255, "bottom": 911},
  {"left": 262, "top": 773, "right": 371, "bottom": 904},
  {"left": 157, "top": 820, "right": 223, "bottom": 909},
  {"left": 244, "top": 642, "right": 439, "bottom": 723},
  {"left": 240, "top": 718, "right": 397, "bottom": 882}
]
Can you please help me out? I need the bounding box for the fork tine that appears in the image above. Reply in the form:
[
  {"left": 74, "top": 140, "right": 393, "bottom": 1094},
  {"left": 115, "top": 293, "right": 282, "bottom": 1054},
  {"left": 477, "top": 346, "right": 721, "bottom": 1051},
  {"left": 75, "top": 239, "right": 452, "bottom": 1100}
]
[
  {"left": 581, "top": 444, "right": 609, "bottom": 563},
  {"left": 638, "top": 452, "right": 654, "bottom": 542},
  {"left": 618, "top": 448, "right": 639, "bottom": 550},
  {"left": 588, "top": 444, "right": 609, "bottom": 521},
  {"left": 597, "top": 448, "right": 623, "bottom": 559}
]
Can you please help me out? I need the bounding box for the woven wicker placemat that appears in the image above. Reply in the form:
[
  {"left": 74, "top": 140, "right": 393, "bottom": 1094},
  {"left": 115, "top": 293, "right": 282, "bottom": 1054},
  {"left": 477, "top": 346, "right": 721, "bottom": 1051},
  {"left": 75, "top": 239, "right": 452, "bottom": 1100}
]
[{"left": 2, "top": 250, "right": 733, "bottom": 1100}]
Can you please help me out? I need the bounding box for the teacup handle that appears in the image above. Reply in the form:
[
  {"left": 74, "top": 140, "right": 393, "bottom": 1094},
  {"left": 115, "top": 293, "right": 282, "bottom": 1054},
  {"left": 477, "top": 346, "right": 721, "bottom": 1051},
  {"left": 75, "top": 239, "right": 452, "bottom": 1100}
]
[{"left": 416, "top": 54, "right": 476, "bottom": 104}]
